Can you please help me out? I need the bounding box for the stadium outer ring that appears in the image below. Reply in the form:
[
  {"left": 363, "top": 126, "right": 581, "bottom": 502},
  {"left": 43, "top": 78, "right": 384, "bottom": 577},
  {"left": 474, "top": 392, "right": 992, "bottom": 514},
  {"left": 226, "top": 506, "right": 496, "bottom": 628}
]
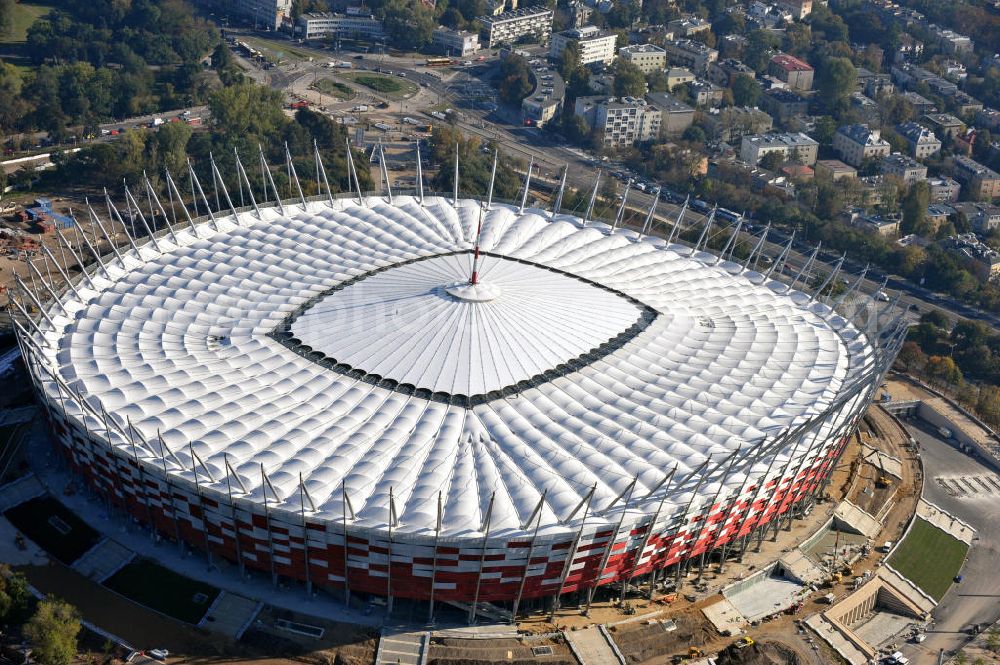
[{"left": 14, "top": 190, "right": 895, "bottom": 616}]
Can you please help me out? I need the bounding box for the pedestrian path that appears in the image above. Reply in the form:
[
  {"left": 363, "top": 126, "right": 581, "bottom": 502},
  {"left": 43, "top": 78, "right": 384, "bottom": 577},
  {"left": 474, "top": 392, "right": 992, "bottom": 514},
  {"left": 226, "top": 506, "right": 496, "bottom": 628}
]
[
  {"left": 72, "top": 538, "right": 135, "bottom": 582},
  {"left": 376, "top": 627, "right": 428, "bottom": 665},
  {"left": 564, "top": 625, "right": 624, "bottom": 665},
  {"left": 197, "top": 592, "right": 262, "bottom": 639},
  {"left": 0, "top": 474, "right": 44, "bottom": 513}
]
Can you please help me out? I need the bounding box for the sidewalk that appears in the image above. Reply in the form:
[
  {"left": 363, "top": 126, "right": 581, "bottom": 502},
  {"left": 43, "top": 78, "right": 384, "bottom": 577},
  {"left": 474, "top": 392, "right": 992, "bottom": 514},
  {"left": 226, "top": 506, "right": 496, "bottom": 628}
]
[{"left": 24, "top": 427, "right": 384, "bottom": 630}]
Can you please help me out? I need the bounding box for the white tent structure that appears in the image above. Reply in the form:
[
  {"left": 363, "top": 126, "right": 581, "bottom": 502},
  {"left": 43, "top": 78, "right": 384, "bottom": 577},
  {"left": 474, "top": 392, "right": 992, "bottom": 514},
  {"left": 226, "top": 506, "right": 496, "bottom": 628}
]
[{"left": 12, "top": 153, "right": 904, "bottom": 620}]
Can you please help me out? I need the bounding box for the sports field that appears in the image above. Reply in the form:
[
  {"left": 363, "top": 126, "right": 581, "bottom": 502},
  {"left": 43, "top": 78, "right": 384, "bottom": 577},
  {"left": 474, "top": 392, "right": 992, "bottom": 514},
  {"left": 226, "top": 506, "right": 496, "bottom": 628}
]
[{"left": 888, "top": 517, "right": 968, "bottom": 601}]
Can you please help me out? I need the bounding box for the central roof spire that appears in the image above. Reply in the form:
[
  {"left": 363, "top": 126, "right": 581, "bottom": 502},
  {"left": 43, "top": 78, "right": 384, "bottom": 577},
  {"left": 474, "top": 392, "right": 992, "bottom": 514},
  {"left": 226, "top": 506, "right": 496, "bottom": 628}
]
[{"left": 469, "top": 148, "right": 498, "bottom": 286}]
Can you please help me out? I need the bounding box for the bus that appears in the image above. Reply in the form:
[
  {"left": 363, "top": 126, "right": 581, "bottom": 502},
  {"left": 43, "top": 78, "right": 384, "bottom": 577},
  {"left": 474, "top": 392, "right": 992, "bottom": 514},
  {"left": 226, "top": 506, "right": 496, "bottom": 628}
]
[{"left": 426, "top": 57, "right": 453, "bottom": 67}]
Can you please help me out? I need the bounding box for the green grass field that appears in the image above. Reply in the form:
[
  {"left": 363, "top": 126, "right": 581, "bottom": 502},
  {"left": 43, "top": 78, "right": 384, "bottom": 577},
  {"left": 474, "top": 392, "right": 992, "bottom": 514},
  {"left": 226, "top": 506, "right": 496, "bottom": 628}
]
[
  {"left": 0, "top": 3, "right": 50, "bottom": 44},
  {"left": 342, "top": 72, "right": 417, "bottom": 99},
  {"left": 314, "top": 77, "right": 355, "bottom": 100},
  {"left": 104, "top": 559, "right": 219, "bottom": 624},
  {"left": 241, "top": 36, "right": 311, "bottom": 63},
  {"left": 5, "top": 496, "right": 100, "bottom": 564},
  {"left": 888, "top": 517, "right": 968, "bottom": 601}
]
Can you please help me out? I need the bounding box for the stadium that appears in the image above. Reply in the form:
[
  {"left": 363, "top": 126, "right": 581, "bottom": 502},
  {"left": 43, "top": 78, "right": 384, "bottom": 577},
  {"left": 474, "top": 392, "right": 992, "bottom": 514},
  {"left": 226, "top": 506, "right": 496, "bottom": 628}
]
[{"left": 11, "top": 148, "right": 905, "bottom": 620}]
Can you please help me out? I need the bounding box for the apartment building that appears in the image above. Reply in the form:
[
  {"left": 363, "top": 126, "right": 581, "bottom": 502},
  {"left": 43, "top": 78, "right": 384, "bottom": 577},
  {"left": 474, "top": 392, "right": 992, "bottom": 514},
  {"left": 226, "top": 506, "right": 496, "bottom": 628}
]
[
  {"left": 880, "top": 153, "right": 928, "bottom": 184},
  {"left": 927, "top": 176, "right": 961, "bottom": 203},
  {"left": 776, "top": 0, "right": 812, "bottom": 19},
  {"left": 478, "top": 7, "right": 553, "bottom": 48},
  {"left": 668, "top": 17, "right": 711, "bottom": 37},
  {"left": 432, "top": 27, "right": 480, "bottom": 56},
  {"left": 646, "top": 92, "right": 695, "bottom": 136},
  {"left": 618, "top": 44, "right": 666, "bottom": 74},
  {"left": 768, "top": 53, "right": 813, "bottom": 91},
  {"left": 832, "top": 124, "right": 891, "bottom": 167},
  {"left": 895, "top": 121, "right": 941, "bottom": 160},
  {"left": 522, "top": 67, "right": 564, "bottom": 127},
  {"left": 708, "top": 58, "right": 755, "bottom": 88},
  {"left": 952, "top": 155, "right": 1000, "bottom": 201},
  {"left": 574, "top": 96, "right": 661, "bottom": 146},
  {"left": 295, "top": 11, "right": 384, "bottom": 40},
  {"left": 687, "top": 79, "right": 723, "bottom": 107},
  {"left": 740, "top": 132, "right": 820, "bottom": 166},
  {"left": 663, "top": 39, "right": 718, "bottom": 75},
  {"left": 202, "top": 0, "right": 291, "bottom": 30},
  {"left": 549, "top": 26, "right": 617, "bottom": 66},
  {"left": 922, "top": 113, "right": 966, "bottom": 139}
]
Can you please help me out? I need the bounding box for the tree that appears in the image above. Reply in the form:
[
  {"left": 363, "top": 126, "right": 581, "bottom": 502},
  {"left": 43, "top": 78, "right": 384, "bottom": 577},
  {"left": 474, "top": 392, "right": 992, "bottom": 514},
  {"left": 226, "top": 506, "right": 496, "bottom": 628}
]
[
  {"left": 24, "top": 599, "right": 81, "bottom": 665},
  {"left": 0, "top": 0, "right": 15, "bottom": 37},
  {"left": 925, "top": 355, "right": 963, "bottom": 387},
  {"left": 497, "top": 54, "right": 532, "bottom": 104},
  {"left": 759, "top": 151, "right": 784, "bottom": 171},
  {"left": 818, "top": 57, "right": 857, "bottom": 115},
  {"left": 896, "top": 341, "right": 927, "bottom": 373},
  {"left": 557, "top": 41, "right": 581, "bottom": 81},
  {"left": 731, "top": 74, "right": 762, "bottom": 107},
  {"left": 383, "top": 0, "right": 435, "bottom": 50},
  {"left": 901, "top": 181, "right": 931, "bottom": 236},
  {"left": 613, "top": 60, "right": 647, "bottom": 98}
]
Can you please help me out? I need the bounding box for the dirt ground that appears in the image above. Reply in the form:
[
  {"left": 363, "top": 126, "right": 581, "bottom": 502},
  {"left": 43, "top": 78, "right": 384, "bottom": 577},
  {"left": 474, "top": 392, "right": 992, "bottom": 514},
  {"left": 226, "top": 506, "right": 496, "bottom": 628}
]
[
  {"left": 608, "top": 611, "right": 715, "bottom": 663},
  {"left": 714, "top": 640, "right": 802, "bottom": 665},
  {"left": 427, "top": 635, "right": 574, "bottom": 665},
  {"left": 242, "top": 606, "right": 378, "bottom": 665}
]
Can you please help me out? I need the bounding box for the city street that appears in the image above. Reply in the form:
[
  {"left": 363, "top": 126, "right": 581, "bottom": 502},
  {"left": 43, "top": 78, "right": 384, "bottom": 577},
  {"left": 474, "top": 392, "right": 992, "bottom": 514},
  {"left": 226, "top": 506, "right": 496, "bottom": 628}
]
[{"left": 899, "top": 419, "right": 1000, "bottom": 664}]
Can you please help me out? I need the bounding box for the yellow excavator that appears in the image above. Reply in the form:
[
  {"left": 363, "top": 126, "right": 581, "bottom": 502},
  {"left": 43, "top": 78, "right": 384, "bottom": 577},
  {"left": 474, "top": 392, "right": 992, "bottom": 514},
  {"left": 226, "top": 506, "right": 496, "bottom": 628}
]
[{"left": 875, "top": 454, "right": 893, "bottom": 489}]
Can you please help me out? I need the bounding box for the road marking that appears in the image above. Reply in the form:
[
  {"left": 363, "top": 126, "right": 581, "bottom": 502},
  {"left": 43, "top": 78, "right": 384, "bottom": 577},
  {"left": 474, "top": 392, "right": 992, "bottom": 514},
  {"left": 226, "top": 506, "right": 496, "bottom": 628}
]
[{"left": 935, "top": 474, "right": 1000, "bottom": 500}]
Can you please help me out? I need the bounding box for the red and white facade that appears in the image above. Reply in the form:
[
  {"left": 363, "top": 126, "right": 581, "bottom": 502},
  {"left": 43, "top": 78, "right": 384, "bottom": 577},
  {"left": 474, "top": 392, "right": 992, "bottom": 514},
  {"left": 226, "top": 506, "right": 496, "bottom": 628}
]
[{"left": 17, "top": 192, "right": 893, "bottom": 610}]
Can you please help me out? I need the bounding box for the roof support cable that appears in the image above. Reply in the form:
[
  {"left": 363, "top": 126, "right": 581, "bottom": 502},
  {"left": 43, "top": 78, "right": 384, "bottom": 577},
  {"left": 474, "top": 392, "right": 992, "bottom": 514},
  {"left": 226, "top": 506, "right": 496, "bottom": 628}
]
[
  {"left": 378, "top": 143, "right": 393, "bottom": 205},
  {"left": 142, "top": 173, "right": 180, "bottom": 245},
  {"left": 234, "top": 149, "right": 262, "bottom": 219},
  {"left": 518, "top": 157, "right": 533, "bottom": 215},
  {"left": 345, "top": 137, "right": 364, "bottom": 206},
  {"left": 411, "top": 140, "right": 424, "bottom": 205},
  {"left": 552, "top": 164, "right": 568, "bottom": 216},
  {"left": 716, "top": 218, "right": 744, "bottom": 265},
  {"left": 612, "top": 180, "right": 630, "bottom": 232},
  {"left": 257, "top": 145, "right": 285, "bottom": 216},
  {"left": 764, "top": 232, "right": 795, "bottom": 279},
  {"left": 743, "top": 223, "right": 770, "bottom": 273},
  {"left": 123, "top": 184, "right": 161, "bottom": 251},
  {"left": 104, "top": 189, "right": 142, "bottom": 254},
  {"left": 164, "top": 169, "right": 199, "bottom": 236},
  {"left": 640, "top": 187, "right": 660, "bottom": 237},
  {"left": 582, "top": 170, "right": 601, "bottom": 226},
  {"left": 790, "top": 242, "right": 821, "bottom": 292},
  {"left": 187, "top": 159, "right": 219, "bottom": 231},
  {"left": 812, "top": 253, "right": 846, "bottom": 304},
  {"left": 26, "top": 261, "right": 70, "bottom": 318},
  {"left": 40, "top": 245, "right": 83, "bottom": 301},
  {"left": 315, "top": 140, "right": 336, "bottom": 207},
  {"left": 452, "top": 141, "right": 460, "bottom": 206},
  {"left": 693, "top": 205, "right": 716, "bottom": 253},
  {"left": 665, "top": 195, "right": 688, "bottom": 245},
  {"left": 209, "top": 152, "right": 240, "bottom": 221},
  {"left": 285, "top": 142, "right": 309, "bottom": 211}
]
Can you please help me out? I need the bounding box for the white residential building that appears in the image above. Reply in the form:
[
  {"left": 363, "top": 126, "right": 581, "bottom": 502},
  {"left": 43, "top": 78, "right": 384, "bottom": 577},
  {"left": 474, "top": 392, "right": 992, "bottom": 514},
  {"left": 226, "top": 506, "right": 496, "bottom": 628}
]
[
  {"left": 575, "top": 96, "right": 662, "bottom": 146},
  {"left": 295, "top": 12, "right": 384, "bottom": 40},
  {"left": 478, "top": 7, "right": 553, "bottom": 48},
  {"left": 549, "top": 26, "right": 617, "bottom": 66},
  {"left": 432, "top": 27, "right": 480, "bottom": 56},
  {"left": 618, "top": 44, "right": 666, "bottom": 74},
  {"left": 832, "top": 124, "right": 891, "bottom": 167},
  {"left": 739, "top": 132, "right": 820, "bottom": 166}
]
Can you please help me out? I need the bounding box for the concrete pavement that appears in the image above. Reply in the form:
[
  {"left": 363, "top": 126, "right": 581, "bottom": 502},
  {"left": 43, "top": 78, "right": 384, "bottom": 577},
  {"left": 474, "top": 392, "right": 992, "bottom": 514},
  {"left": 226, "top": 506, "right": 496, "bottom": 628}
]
[{"left": 898, "top": 419, "right": 1000, "bottom": 664}]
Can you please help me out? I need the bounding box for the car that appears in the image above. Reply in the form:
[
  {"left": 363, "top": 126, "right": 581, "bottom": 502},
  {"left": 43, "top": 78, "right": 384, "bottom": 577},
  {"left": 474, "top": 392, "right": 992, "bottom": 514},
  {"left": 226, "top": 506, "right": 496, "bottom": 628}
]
[
  {"left": 353, "top": 54, "right": 364, "bottom": 59},
  {"left": 147, "top": 649, "right": 169, "bottom": 661},
  {"left": 954, "top": 574, "right": 963, "bottom": 583}
]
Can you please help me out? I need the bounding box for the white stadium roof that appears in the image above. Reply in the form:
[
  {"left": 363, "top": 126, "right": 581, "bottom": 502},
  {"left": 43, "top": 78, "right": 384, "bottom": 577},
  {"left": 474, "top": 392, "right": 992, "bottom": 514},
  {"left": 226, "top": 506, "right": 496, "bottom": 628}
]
[{"left": 40, "top": 195, "right": 874, "bottom": 539}]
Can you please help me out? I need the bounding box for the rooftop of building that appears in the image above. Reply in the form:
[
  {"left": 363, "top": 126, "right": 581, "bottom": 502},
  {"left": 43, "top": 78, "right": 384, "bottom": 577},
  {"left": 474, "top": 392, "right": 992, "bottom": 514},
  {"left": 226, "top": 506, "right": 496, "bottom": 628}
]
[
  {"left": 765, "top": 88, "right": 806, "bottom": 102},
  {"left": 882, "top": 152, "right": 925, "bottom": 169},
  {"left": 665, "top": 38, "right": 716, "bottom": 53},
  {"left": 896, "top": 121, "right": 939, "bottom": 142},
  {"left": 953, "top": 155, "right": 1000, "bottom": 178},
  {"left": 923, "top": 113, "right": 965, "bottom": 126},
  {"left": 646, "top": 92, "right": 695, "bottom": 113},
  {"left": 619, "top": 43, "right": 666, "bottom": 54},
  {"left": 479, "top": 6, "right": 553, "bottom": 22},
  {"left": 770, "top": 53, "right": 813, "bottom": 72},
  {"left": 836, "top": 123, "right": 888, "bottom": 146},
  {"left": 743, "top": 131, "right": 819, "bottom": 147}
]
